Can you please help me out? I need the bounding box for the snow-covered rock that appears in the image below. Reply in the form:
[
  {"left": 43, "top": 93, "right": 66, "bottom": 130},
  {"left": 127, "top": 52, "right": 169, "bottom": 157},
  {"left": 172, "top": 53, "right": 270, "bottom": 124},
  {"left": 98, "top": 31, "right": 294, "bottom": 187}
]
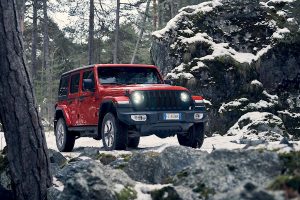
[
  {"left": 226, "top": 112, "right": 289, "bottom": 143},
  {"left": 151, "top": 0, "right": 300, "bottom": 135}
]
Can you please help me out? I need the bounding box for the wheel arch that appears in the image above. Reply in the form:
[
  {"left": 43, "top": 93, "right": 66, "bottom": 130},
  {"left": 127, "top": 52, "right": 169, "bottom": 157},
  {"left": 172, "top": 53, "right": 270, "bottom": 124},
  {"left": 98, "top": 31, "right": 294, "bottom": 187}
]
[{"left": 54, "top": 108, "right": 70, "bottom": 130}]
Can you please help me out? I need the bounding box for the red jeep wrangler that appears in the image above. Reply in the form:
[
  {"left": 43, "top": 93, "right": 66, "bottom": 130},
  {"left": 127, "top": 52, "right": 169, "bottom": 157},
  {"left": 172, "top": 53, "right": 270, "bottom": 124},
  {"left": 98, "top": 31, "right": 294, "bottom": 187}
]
[{"left": 54, "top": 64, "right": 206, "bottom": 152}]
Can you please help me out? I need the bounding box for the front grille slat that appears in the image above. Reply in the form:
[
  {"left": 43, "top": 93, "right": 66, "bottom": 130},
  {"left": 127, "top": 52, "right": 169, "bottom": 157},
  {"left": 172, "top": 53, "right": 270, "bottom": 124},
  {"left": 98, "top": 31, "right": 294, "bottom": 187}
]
[{"left": 140, "top": 90, "right": 190, "bottom": 111}]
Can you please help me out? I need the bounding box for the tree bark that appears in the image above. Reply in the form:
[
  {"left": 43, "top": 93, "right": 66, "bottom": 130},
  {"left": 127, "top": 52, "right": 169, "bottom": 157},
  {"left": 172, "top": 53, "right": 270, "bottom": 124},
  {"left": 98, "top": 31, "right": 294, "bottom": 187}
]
[
  {"left": 113, "top": 0, "right": 120, "bottom": 64},
  {"left": 131, "top": 0, "right": 151, "bottom": 64},
  {"left": 0, "top": 1, "right": 52, "bottom": 200},
  {"left": 31, "top": 0, "right": 38, "bottom": 80},
  {"left": 88, "top": 0, "right": 94, "bottom": 65}
]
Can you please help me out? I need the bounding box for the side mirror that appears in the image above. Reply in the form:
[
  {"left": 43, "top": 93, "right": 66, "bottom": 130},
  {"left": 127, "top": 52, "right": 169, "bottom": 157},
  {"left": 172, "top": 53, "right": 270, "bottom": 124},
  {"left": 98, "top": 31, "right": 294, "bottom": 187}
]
[
  {"left": 164, "top": 79, "right": 174, "bottom": 85},
  {"left": 83, "top": 79, "right": 95, "bottom": 91}
]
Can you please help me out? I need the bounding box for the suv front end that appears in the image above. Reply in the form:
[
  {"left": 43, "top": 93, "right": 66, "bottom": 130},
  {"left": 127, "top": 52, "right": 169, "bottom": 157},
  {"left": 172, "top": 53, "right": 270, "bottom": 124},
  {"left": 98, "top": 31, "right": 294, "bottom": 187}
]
[{"left": 116, "top": 89, "right": 207, "bottom": 139}]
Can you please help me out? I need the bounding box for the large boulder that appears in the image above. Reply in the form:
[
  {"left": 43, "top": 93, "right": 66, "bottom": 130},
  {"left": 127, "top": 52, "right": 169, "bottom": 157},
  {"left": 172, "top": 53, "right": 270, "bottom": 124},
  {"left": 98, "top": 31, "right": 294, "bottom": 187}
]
[
  {"left": 213, "top": 182, "right": 285, "bottom": 200},
  {"left": 53, "top": 159, "right": 135, "bottom": 200},
  {"left": 172, "top": 149, "right": 282, "bottom": 198},
  {"left": 226, "top": 112, "right": 290, "bottom": 143},
  {"left": 124, "top": 146, "right": 207, "bottom": 184},
  {"left": 151, "top": 0, "right": 300, "bottom": 135}
]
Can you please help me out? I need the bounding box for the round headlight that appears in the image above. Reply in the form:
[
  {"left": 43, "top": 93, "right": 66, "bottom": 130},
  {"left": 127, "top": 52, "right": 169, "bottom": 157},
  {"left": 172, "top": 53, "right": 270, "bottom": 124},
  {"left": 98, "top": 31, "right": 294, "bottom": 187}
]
[
  {"left": 131, "top": 91, "right": 144, "bottom": 105},
  {"left": 180, "top": 92, "right": 190, "bottom": 102}
]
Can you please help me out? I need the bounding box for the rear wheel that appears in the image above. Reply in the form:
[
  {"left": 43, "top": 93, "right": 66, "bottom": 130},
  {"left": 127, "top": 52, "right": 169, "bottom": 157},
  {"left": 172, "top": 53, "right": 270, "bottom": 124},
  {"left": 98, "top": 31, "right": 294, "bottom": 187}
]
[
  {"left": 128, "top": 136, "right": 140, "bottom": 148},
  {"left": 177, "top": 123, "right": 205, "bottom": 148},
  {"left": 101, "top": 112, "right": 128, "bottom": 150},
  {"left": 55, "top": 118, "right": 75, "bottom": 152}
]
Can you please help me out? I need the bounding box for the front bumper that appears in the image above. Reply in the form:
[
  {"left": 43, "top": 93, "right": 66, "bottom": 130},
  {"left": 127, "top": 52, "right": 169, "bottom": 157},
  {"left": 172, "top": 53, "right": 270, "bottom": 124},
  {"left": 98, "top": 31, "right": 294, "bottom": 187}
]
[
  {"left": 116, "top": 105, "right": 207, "bottom": 137},
  {"left": 117, "top": 110, "right": 207, "bottom": 125}
]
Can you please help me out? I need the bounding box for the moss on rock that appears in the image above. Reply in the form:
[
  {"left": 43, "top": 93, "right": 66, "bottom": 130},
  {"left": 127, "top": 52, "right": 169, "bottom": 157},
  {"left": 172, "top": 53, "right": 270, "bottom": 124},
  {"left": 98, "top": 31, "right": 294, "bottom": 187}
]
[
  {"left": 97, "top": 153, "right": 117, "bottom": 165},
  {"left": 116, "top": 186, "right": 137, "bottom": 200},
  {"left": 192, "top": 182, "right": 215, "bottom": 200},
  {"left": 279, "top": 151, "right": 300, "bottom": 175}
]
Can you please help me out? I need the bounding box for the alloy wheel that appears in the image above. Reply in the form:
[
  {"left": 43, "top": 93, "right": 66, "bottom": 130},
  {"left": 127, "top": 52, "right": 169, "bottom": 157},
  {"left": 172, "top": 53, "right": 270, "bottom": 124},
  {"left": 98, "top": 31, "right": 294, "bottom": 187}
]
[{"left": 104, "top": 120, "right": 115, "bottom": 148}]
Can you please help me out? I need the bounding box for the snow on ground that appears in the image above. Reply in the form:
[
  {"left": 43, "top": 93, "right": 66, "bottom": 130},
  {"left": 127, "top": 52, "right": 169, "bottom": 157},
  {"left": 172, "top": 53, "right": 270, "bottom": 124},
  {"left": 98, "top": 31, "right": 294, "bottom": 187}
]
[
  {"left": 0, "top": 131, "right": 243, "bottom": 153},
  {"left": 1, "top": 131, "right": 299, "bottom": 155}
]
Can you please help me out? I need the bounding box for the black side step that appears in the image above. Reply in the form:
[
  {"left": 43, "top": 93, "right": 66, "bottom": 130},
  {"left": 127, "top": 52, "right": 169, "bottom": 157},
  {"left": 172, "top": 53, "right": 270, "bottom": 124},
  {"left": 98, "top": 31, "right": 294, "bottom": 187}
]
[{"left": 68, "top": 126, "right": 98, "bottom": 138}]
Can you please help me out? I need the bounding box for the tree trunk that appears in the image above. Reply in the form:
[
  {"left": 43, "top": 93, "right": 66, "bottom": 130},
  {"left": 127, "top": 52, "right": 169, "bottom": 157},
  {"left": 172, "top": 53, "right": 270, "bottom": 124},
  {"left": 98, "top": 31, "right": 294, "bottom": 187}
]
[
  {"left": 170, "top": 1, "right": 175, "bottom": 18},
  {"left": 131, "top": 0, "right": 151, "bottom": 64},
  {"left": 88, "top": 0, "right": 94, "bottom": 65},
  {"left": 152, "top": 0, "right": 158, "bottom": 31},
  {"left": 31, "top": 0, "right": 38, "bottom": 80},
  {"left": 113, "top": 0, "right": 120, "bottom": 64},
  {"left": 0, "top": 1, "right": 52, "bottom": 200},
  {"left": 42, "top": 0, "right": 50, "bottom": 120},
  {"left": 157, "top": 0, "right": 162, "bottom": 29}
]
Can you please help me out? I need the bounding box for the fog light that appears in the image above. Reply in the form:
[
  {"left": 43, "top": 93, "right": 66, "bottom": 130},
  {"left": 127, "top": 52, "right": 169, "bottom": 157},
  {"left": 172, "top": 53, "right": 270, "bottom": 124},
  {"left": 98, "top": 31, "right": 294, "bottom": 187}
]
[
  {"left": 194, "top": 113, "right": 204, "bottom": 120},
  {"left": 131, "top": 115, "right": 147, "bottom": 122}
]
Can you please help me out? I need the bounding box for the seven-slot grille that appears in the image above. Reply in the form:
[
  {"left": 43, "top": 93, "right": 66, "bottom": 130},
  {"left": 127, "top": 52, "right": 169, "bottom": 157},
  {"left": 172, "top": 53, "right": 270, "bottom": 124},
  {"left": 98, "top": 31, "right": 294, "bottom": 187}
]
[{"left": 136, "top": 90, "right": 191, "bottom": 111}]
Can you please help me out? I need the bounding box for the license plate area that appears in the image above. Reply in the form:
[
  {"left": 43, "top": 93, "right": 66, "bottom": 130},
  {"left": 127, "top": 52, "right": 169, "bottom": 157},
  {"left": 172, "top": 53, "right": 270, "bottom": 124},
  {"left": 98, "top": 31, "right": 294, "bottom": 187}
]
[{"left": 163, "top": 113, "right": 181, "bottom": 120}]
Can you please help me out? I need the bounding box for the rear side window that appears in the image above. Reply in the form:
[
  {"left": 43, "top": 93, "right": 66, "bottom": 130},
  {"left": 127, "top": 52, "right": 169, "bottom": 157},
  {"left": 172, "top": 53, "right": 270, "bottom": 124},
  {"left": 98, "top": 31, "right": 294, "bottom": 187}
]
[
  {"left": 58, "top": 75, "right": 69, "bottom": 97},
  {"left": 70, "top": 73, "right": 80, "bottom": 94}
]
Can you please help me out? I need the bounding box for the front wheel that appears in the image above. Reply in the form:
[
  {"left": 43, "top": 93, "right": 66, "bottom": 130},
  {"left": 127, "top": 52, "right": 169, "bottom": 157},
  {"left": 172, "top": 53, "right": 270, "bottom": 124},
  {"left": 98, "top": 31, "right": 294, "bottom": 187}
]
[
  {"left": 177, "top": 123, "right": 205, "bottom": 148},
  {"left": 55, "top": 118, "right": 75, "bottom": 152},
  {"left": 101, "top": 112, "right": 128, "bottom": 151}
]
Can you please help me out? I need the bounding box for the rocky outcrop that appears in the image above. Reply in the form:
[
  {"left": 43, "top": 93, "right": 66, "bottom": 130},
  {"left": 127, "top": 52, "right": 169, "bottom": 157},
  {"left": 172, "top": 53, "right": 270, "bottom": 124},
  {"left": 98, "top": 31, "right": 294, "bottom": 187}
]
[
  {"left": 0, "top": 146, "right": 289, "bottom": 200},
  {"left": 151, "top": 0, "right": 300, "bottom": 136}
]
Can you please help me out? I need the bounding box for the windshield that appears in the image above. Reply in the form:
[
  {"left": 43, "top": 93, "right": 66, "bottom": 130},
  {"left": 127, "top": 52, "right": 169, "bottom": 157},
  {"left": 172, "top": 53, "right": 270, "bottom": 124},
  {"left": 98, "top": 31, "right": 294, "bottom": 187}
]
[{"left": 98, "top": 67, "right": 162, "bottom": 85}]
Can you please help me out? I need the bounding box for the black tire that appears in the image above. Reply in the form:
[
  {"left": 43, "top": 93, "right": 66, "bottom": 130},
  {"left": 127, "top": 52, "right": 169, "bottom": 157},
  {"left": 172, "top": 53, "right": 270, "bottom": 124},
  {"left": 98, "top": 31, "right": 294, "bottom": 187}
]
[
  {"left": 55, "top": 118, "right": 75, "bottom": 152},
  {"left": 101, "top": 112, "right": 128, "bottom": 150},
  {"left": 177, "top": 123, "right": 205, "bottom": 148},
  {"left": 128, "top": 136, "right": 140, "bottom": 148}
]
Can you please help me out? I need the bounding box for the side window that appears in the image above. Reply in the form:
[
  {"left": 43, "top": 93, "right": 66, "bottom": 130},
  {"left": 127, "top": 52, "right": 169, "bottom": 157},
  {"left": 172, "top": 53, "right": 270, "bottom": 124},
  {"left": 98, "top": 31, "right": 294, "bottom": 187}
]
[
  {"left": 58, "top": 75, "right": 69, "bottom": 97},
  {"left": 70, "top": 73, "right": 80, "bottom": 94},
  {"left": 82, "top": 70, "right": 95, "bottom": 92}
]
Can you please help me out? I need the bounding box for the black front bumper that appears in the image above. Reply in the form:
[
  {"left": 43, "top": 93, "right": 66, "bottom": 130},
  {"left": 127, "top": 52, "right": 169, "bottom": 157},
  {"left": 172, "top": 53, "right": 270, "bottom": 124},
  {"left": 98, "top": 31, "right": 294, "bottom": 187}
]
[{"left": 116, "top": 105, "right": 207, "bottom": 137}]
